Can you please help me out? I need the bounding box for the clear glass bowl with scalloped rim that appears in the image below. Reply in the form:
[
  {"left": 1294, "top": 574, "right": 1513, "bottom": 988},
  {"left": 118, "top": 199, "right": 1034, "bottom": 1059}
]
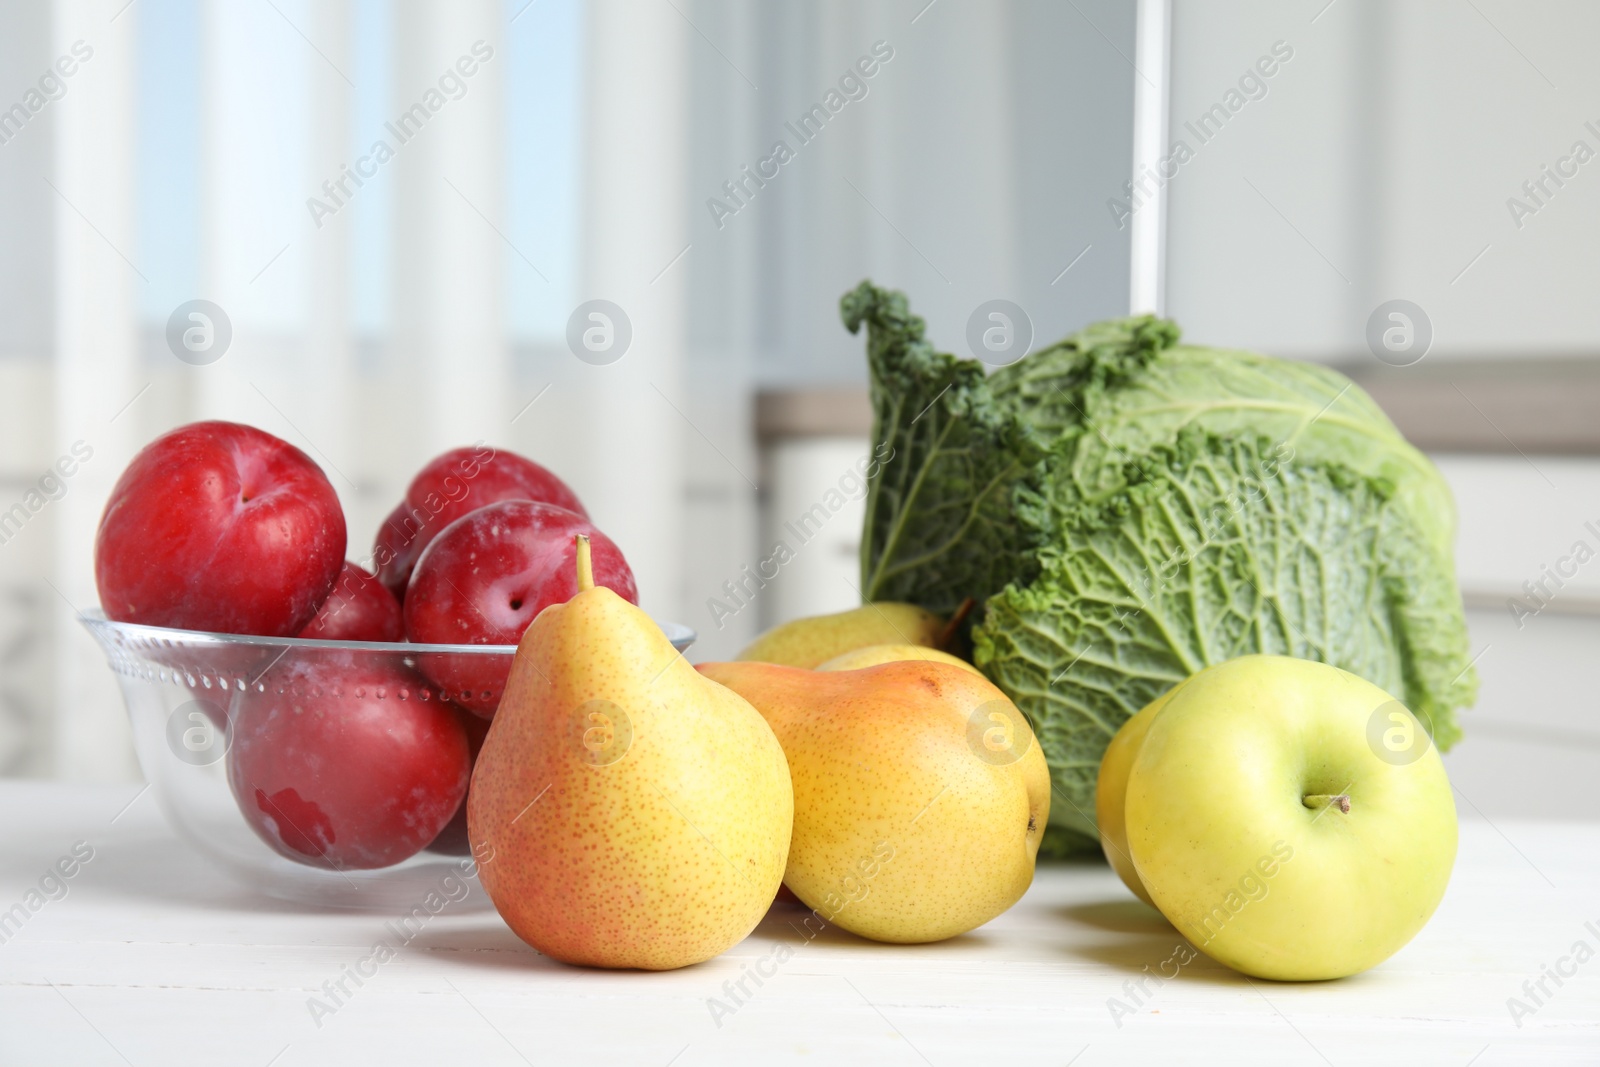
[{"left": 81, "top": 610, "right": 694, "bottom": 910}]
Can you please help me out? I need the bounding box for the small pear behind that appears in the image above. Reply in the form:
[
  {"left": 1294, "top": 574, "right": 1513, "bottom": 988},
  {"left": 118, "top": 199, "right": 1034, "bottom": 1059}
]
[
  {"left": 469, "top": 537, "right": 792, "bottom": 970},
  {"left": 818, "top": 643, "right": 983, "bottom": 677},
  {"left": 736, "top": 602, "right": 943, "bottom": 668}
]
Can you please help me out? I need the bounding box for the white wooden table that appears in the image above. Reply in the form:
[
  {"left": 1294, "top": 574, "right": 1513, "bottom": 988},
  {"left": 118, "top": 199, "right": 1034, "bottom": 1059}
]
[{"left": 0, "top": 782, "right": 1595, "bottom": 1066}]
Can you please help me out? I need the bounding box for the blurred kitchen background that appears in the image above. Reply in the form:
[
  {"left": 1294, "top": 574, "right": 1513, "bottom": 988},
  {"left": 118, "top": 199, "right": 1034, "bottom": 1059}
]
[{"left": 0, "top": 0, "right": 1595, "bottom": 820}]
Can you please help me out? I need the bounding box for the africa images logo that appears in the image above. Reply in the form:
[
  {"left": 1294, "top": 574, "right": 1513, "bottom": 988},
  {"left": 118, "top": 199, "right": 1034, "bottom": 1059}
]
[
  {"left": 704, "top": 40, "right": 895, "bottom": 230},
  {"left": 305, "top": 41, "right": 495, "bottom": 229}
]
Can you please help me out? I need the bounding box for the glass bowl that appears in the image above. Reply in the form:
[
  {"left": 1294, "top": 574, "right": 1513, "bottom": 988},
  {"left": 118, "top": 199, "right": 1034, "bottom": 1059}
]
[{"left": 80, "top": 609, "right": 695, "bottom": 910}]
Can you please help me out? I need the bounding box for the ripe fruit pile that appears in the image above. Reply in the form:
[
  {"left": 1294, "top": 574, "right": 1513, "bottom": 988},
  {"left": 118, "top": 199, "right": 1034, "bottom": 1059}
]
[
  {"left": 468, "top": 588, "right": 1050, "bottom": 969},
  {"left": 94, "top": 420, "right": 636, "bottom": 871},
  {"left": 91, "top": 422, "right": 1457, "bottom": 981}
]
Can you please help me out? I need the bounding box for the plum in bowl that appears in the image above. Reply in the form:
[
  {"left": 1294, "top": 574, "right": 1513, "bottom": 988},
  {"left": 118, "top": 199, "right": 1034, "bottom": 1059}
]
[{"left": 80, "top": 610, "right": 694, "bottom": 910}]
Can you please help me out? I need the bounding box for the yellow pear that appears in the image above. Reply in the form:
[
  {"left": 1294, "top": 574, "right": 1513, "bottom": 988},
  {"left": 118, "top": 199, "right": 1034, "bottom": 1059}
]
[
  {"left": 469, "top": 536, "right": 792, "bottom": 970},
  {"left": 1093, "top": 686, "right": 1181, "bottom": 908},
  {"left": 736, "top": 602, "right": 943, "bottom": 668},
  {"left": 818, "top": 642, "right": 983, "bottom": 677},
  {"left": 697, "top": 659, "right": 1050, "bottom": 943}
]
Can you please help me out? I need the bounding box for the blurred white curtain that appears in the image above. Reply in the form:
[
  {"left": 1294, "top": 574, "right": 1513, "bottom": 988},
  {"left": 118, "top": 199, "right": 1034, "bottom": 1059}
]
[
  {"left": 51, "top": 0, "right": 141, "bottom": 781},
  {"left": 563, "top": 0, "right": 688, "bottom": 621},
  {"left": 303, "top": 0, "right": 356, "bottom": 519},
  {"left": 390, "top": 0, "right": 508, "bottom": 452}
]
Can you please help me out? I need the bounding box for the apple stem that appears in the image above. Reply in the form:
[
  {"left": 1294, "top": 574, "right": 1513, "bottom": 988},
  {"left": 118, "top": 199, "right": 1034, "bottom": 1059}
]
[
  {"left": 575, "top": 534, "right": 595, "bottom": 592},
  {"left": 1303, "top": 793, "right": 1351, "bottom": 814}
]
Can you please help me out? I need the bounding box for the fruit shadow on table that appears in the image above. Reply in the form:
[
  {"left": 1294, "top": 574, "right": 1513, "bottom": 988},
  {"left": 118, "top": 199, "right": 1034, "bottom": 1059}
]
[
  {"left": 395, "top": 921, "right": 563, "bottom": 975},
  {"left": 79, "top": 829, "right": 321, "bottom": 918},
  {"left": 399, "top": 895, "right": 997, "bottom": 975},
  {"left": 1059, "top": 900, "right": 1278, "bottom": 985}
]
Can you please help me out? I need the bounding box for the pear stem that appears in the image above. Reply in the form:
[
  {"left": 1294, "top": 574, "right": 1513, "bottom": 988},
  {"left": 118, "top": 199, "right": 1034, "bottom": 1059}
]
[
  {"left": 1303, "top": 793, "right": 1351, "bottom": 814},
  {"left": 937, "top": 597, "right": 976, "bottom": 651},
  {"left": 575, "top": 534, "right": 595, "bottom": 592}
]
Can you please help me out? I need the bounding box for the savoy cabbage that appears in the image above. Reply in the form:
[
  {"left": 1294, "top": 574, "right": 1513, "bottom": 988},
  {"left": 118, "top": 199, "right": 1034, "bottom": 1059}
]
[{"left": 842, "top": 281, "right": 1476, "bottom": 856}]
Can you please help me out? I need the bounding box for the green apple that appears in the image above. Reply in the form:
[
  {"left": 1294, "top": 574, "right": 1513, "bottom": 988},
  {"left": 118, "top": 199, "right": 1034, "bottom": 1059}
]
[
  {"left": 1124, "top": 654, "right": 1457, "bottom": 981},
  {"left": 1094, "top": 686, "right": 1179, "bottom": 908}
]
